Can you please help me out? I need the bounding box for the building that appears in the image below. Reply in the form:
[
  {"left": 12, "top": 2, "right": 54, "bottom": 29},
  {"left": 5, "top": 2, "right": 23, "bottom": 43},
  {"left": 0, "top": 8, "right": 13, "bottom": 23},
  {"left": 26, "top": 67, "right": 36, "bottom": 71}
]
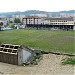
[
  {"left": 0, "top": 17, "right": 8, "bottom": 26},
  {"left": 43, "top": 17, "right": 74, "bottom": 25},
  {"left": 22, "top": 16, "right": 42, "bottom": 25},
  {"left": 30, "top": 14, "right": 48, "bottom": 18},
  {"left": 22, "top": 16, "right": 75, "bottom": 30},
  {"left": 0, "top": 44, "right": 35, "bottom": 65},
  {"left": 59, "top": 13, "right": 75, "bottom": 18},
  {"left": 12, "top": 14, "right": 26, "bottom": 22},
  {"left": 43, "top": 17, "right": 75, "bottom": 30}
]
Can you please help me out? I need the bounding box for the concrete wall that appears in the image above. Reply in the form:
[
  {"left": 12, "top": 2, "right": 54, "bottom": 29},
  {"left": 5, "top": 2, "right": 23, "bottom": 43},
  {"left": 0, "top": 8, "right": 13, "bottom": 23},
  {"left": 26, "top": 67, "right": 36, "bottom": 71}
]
[
  {"left": 22, "top": 49, "right": 31, "bottom": 63},
  {"left": 18, "top": 47, "right": 33, "bottom": 65}
]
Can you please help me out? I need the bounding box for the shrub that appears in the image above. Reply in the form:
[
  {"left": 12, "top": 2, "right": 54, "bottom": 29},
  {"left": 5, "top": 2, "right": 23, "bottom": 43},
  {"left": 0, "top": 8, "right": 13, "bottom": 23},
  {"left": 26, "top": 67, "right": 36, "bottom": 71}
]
[{"left": 62, "top": 58, "right": 75, "bottom": 65}]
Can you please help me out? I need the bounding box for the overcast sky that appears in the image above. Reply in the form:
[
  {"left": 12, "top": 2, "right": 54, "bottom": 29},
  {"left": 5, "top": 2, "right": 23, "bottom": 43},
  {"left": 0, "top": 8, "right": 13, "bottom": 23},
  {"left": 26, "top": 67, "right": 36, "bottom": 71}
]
[{"left": 0, "top": 0, "right": 75, "bottom": 12}]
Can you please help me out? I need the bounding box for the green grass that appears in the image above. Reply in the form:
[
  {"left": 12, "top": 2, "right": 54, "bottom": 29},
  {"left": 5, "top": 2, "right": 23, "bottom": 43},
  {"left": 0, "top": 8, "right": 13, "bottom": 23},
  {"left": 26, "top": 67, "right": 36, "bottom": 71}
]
[
  {"left": 62, "top": 58, "right": 75, "bottom": 65},
  {"left": 0, "top": 29, "right": 74, "bottom": 54}
]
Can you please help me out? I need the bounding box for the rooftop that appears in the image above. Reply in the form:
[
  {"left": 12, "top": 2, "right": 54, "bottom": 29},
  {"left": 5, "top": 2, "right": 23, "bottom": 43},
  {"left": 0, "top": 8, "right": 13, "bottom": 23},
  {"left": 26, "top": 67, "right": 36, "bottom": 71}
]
[
  {"left": 23, "top": 16, "right": 41, "bottom": 19},
  {"left": 44, "top": 17, "right": 74, "bottom": 21}
]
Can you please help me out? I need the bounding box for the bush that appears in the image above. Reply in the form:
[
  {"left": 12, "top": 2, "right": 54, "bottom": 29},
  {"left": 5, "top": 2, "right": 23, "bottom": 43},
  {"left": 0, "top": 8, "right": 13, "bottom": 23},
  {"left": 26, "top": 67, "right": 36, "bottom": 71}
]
[{"left": 62, "top": 58, "right": 75, "bottom": 65}]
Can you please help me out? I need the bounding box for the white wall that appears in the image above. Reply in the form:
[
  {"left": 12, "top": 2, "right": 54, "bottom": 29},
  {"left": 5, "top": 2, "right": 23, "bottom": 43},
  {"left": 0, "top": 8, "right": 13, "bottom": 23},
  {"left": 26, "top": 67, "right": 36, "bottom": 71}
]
[
  {"left": 73, "top": 25, "right": 75, "bottom": 30},
  {"left": 22, "top": 49, "right": 31, "bottom": 63}
]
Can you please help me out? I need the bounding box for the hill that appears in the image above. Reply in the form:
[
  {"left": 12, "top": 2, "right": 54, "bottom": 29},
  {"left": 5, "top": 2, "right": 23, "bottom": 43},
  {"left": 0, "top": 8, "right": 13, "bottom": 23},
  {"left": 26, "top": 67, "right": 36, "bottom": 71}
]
[{"left": 0, "top": 10, "right": 75, "bottom": 17}]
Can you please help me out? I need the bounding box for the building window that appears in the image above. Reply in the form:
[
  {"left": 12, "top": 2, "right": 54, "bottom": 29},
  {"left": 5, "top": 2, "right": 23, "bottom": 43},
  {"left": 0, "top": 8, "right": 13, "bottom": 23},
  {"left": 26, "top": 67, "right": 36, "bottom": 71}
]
[
  {"left": 29, "top": 21, "right": 30, "bottom": 23},
  {"left": 37, "top": 20, "right": 38, "bottom": 24}
]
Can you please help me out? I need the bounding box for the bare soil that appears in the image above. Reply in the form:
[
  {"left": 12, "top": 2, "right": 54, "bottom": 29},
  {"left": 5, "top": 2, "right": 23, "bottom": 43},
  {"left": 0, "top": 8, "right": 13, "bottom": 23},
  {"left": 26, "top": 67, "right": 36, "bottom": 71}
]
[{"left": 0, "top": 54, "right": 75, "bottom": 75}]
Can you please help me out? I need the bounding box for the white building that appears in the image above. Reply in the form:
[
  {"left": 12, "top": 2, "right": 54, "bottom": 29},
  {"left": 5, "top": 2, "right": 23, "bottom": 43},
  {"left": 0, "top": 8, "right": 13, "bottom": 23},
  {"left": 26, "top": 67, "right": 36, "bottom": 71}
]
[
  {"left": 59, "top": 13, "right": 75, "bottom": 18},
  {"left": 43, "top": 17, "right": 74, "bottom": 25},
  {"left": 42, "top": 17, "right": 75, "bottom": 30}
]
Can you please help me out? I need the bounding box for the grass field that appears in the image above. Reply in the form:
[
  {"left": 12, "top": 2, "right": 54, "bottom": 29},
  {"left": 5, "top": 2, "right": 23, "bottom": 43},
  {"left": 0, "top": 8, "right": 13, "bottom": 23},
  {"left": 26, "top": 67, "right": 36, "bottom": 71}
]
[{"left": 0, "top": 29, "right": 74, "bottom": 54}]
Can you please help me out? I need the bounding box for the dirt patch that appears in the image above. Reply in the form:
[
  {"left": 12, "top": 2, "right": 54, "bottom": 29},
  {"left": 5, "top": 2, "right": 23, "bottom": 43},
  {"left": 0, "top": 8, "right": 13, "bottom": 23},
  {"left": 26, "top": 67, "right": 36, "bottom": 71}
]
[{"left": 0, "top": 54, "right": 74, "bottom": 75}]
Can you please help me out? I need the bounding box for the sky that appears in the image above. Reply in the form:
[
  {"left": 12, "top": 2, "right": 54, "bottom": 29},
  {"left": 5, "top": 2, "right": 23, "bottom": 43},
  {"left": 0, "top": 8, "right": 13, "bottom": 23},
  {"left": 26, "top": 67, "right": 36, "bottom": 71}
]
[{"left": 0, "top": 0, "right": 75, "bottom": 12}]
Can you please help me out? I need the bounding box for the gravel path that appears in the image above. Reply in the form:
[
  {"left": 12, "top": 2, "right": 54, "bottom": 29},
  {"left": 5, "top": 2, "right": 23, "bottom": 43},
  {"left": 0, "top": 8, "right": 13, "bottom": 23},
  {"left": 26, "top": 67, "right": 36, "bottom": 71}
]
[{"left": 0, "top": 54, "right": 74, "bottom": 75}]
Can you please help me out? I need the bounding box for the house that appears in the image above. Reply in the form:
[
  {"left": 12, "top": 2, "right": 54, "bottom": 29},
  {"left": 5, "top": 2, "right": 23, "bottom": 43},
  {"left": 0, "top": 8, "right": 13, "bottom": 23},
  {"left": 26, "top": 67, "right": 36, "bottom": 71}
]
[{"left": 0, "top": 44, "right": 35, "bottom": 65}]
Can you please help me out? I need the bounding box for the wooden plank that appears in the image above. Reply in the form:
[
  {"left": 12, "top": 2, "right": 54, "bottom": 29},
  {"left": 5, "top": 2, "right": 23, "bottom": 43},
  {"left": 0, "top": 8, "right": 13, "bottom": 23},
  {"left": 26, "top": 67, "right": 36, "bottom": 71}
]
[{"left": 13, "top": 55, "right": 18, "bottom": 65}]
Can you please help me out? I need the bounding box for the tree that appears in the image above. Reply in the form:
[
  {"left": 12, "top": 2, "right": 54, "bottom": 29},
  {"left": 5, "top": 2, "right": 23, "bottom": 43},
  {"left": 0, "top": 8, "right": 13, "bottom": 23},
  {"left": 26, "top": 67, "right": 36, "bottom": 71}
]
[
  {"left": 0, "top": 22, "right": 3, "bottom": 31},
  {"left": 14, "top": 18, "right": 21, "bottom": 24}
]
